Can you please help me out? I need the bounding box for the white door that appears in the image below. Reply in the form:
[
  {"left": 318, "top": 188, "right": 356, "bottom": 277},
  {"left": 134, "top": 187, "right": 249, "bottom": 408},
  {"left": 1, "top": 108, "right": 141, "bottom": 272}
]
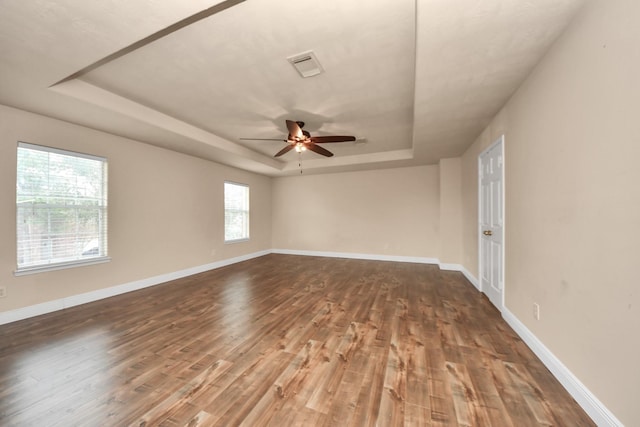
[{"left": 479, "top": 136, "right": 504, "bottom": 310}]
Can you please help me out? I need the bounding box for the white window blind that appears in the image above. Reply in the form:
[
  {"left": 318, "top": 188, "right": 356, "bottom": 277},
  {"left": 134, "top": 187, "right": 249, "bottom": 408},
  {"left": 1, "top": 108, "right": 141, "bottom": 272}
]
[
  {"left": 16, "top": 142, "right": 108, "bottom": 273},
  {"left": 224, "top": 182, "right": 249, "bottom": 242}
]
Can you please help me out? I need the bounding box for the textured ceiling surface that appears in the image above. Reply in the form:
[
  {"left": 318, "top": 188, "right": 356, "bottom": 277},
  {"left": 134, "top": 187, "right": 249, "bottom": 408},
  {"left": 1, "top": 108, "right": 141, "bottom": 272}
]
[{"left": 0, "top": 0, "right": 584, "bottom": 175}]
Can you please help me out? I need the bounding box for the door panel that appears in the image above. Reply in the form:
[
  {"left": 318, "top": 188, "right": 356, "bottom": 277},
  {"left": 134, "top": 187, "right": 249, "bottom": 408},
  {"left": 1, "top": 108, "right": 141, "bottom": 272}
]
[{"left": 479, "top": 137, "right": 504, "bottom": 310}]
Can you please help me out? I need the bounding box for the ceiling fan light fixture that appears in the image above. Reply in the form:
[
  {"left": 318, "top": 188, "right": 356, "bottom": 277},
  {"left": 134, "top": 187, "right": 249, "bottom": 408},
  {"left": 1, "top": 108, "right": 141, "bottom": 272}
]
[
  {"left": 242, "top": 120, "right": 354, "bottom": 158},
  {"left": 287, "top": 51, "right": 323, "bottom": 78}
]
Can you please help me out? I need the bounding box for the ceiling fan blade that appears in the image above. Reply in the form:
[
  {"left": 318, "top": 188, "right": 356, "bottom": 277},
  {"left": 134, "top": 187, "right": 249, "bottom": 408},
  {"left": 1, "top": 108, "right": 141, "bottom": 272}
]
[
  {"left": 310, "top": 135, "right": 356, "bottom": 143},
  {"left": 286, "top": 120, "right": 303, "bottom": 139},
  {"left": 305, "top": 143, "right": 334, "bottom": 157},
  {"left": 239, "top": 138, "right": 287, "bottom": 141},
  {"left": 274, "top": 144, "right": 294, "bottom": 157}
]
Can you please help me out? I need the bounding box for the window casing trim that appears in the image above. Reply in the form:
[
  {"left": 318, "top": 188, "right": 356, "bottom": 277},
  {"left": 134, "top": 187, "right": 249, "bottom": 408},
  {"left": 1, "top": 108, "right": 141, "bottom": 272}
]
[
  {"left": 18, "top": 141, "right": 107, "bottom": 162},
  {"left": 14, "top": 256, "right": 111, "bottom": 276},
  {"left": 224, "top": 181, "right": 250, "bottom": 243},
  {"left": 224, "top": 238, "right": 250, "bottom": 245},
  {"left": 16, "top": 142, "right": 109, "bottom": 273}
]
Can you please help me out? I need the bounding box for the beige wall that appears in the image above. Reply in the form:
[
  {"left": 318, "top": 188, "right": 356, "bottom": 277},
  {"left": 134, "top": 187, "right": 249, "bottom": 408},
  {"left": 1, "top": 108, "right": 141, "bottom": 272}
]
[
  {"left": 5, "top": 1, "right": 636, "bottom": 421},
  {"left": 438, "top": 158, "right": 463, "bottom": 264},
  {"left": 272, "top": 166, "right": 440, "bottom": 258},
  {"left": 0, "top": 105, "right": 272, "bottom": 313},
  {"left": 461, "top": 0, "right": 639, "bottom": 424}
]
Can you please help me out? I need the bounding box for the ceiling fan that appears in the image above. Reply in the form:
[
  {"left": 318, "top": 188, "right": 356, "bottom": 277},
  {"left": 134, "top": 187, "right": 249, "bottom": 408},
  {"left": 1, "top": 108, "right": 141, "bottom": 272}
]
[{"left": 240, "top": 120, "right": 356, "bottom": 157}]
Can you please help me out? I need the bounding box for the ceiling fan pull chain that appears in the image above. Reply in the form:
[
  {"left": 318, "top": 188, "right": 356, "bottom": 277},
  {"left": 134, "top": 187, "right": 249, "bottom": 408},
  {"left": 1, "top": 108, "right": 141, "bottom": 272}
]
[{"left": 298, "top": 151, "right": 303, "bottom": 174}]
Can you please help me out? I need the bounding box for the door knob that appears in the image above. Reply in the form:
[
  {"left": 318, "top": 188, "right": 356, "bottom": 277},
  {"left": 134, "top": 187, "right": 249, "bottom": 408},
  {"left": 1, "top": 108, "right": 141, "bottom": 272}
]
[{"left": 483, "top": 230, "right": 493, "bottom": 236}]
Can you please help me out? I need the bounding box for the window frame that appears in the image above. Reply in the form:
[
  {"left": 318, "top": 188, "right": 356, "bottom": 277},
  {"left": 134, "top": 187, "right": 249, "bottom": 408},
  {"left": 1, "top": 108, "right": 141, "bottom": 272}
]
[
  {"left": 224, "top": 181, "right": 250, "bottom": 244},
  {"left": 15, "top": 142, "right": 110, "bottom": 276}
]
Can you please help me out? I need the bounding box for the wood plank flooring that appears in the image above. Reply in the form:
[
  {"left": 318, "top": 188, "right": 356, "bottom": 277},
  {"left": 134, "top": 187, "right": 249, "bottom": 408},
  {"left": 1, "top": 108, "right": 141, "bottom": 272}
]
[{"left": 0, "top": 254, "right": 595, "bottom": 426}]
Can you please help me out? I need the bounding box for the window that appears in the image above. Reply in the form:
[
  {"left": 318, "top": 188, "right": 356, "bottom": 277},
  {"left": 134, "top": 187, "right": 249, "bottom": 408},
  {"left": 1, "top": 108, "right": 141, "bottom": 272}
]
[
  {"left": 224, "top": 182, "right": 249, "bottom": 242},
  {"left": 16, "top": 142, "right": 108, "bottom": 274}
]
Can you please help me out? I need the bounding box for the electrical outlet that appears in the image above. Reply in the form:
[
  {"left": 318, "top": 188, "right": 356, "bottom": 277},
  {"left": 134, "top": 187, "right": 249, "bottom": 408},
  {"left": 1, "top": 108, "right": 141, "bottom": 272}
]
[
  {"left": 533, "top": 303, "right": 540, "bottom": 320},
  {"left": 0, "top": 286, "right": 6, "bottom": 298}
]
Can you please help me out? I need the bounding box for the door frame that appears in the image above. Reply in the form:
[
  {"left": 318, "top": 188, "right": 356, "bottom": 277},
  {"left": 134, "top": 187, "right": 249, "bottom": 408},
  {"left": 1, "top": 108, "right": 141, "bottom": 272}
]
[{"left": 478, "top": 135, "right": 506, "bottom": 311}]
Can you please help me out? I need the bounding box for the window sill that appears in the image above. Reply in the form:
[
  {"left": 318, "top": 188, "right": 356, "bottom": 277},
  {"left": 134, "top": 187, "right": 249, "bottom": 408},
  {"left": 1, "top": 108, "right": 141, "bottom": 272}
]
[
  {"left": 14, "top": 256, "right": 112, "bottom": 276},
  {"left": 224, "top": 238, "right": 250, "bottom": 244}
]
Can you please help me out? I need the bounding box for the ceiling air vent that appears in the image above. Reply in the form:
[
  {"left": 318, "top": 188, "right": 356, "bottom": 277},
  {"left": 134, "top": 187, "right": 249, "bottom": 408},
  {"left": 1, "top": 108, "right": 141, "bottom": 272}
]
[{"left": 287, "top": 51, "right": 323, "bottom": 78}]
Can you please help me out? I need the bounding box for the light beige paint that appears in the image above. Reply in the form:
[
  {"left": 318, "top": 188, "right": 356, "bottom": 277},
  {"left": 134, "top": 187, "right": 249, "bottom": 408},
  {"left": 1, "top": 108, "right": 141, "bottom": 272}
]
[
  {"left": 461, "top": 0, "right": 639, "bottom": 424},
  {"left": 413, "top": 0, "right": 584, "bottom": 163},
  {"left": 438, "top": 158, "right": 463, "bottom": 265},
  {"left": 0, "top": 0, "right": 632, "bottom": 422},
  {"left": 0, "top": 104, "right": 271, "bottom": 313},
  {"left": 272, "top": 166, "right": 440, "bottom": 258}
]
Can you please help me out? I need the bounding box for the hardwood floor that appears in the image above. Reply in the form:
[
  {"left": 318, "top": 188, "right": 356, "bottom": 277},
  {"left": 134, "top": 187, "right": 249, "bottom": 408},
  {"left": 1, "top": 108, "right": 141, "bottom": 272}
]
[{"left": 0, "top": 254, "right": 594, "bottom": 426}]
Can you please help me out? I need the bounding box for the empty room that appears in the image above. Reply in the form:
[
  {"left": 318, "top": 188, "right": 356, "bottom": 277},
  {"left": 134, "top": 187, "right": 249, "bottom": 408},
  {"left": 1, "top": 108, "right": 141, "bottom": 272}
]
[{"left": 0, "top": 0, "right": 637, "bottom": 425}]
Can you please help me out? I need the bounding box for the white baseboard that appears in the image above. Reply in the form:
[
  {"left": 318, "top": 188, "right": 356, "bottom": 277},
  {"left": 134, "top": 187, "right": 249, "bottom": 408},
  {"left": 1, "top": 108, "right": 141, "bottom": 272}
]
[
  {"left": 438, "top": 263, "right": 480, "bottom": 291},
  {"left": 271, "top": 248, "right": 440, "bottom": 265},
  {"left": 0, "top": 250, "right": 270, "bottom": 326},
  {"left": 0, "top": 249, "right": 465, "bottom": 326},
  {"left": 272, "top": 250, "right": 619, "bottom": 425},
  {"left": 502, "top": 308, "right": 622, "bottom": 427},
  {"left": 272, "top": 249, "right": 481, "bottom": 290},
  {"left": 0, "top": 249, "right": 618, "bottom": 425}
]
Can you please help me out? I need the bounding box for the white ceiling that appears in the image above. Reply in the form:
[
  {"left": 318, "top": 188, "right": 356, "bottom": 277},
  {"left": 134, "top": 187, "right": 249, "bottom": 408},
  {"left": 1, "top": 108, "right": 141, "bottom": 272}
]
[{"left": 0, "top": 0, "right": 584, "bottom": 176}]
